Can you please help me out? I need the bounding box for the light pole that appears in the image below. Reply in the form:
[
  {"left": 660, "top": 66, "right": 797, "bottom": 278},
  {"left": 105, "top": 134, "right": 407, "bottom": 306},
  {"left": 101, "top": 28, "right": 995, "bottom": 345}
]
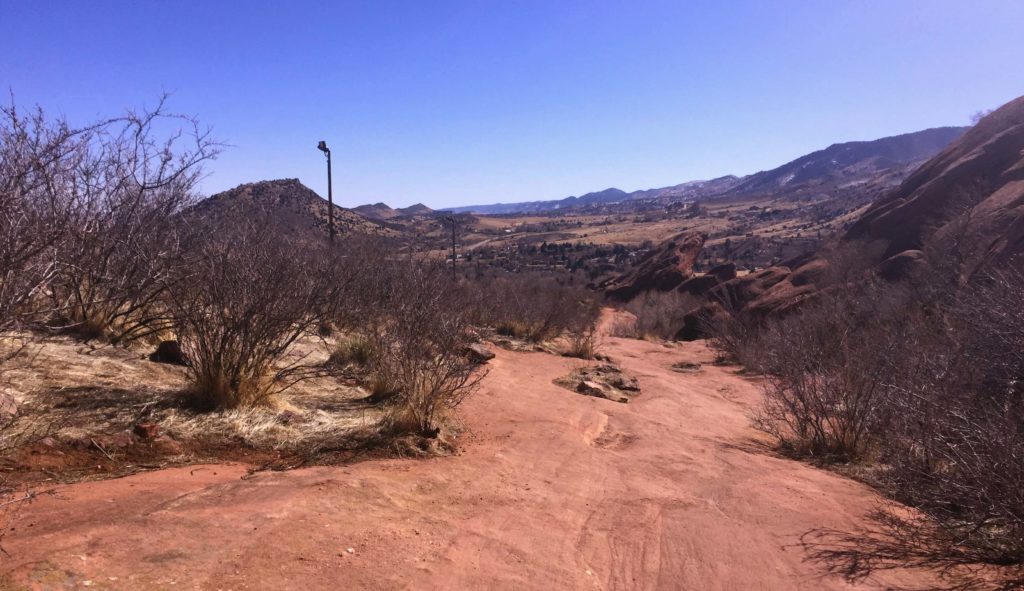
[{"left": 317, "top": 140, "right": 334, "bottom": 243}]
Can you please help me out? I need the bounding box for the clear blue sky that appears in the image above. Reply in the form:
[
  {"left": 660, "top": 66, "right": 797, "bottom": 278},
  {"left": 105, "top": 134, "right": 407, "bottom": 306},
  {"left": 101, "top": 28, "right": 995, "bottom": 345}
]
[{"left": 2, "top": 1, "right": 1022, "bottom": 208}]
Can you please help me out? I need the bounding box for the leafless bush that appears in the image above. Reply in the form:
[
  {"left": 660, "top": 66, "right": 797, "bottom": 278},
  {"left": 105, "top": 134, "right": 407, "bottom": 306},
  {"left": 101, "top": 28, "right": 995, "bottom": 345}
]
[
  {"left": 45, "top": 96, "right": 219, "bottom": 344},
  {"left": 622, "top": 290, "right": 698, "bottom": 340},
  {"left": 0, "top": 100, "right": 92, "bottom": 549},
  {"left": 746, "top": 284, "right": 906, "bottom": 460},
  {"left": 0, "top": 103, "right": 83, "bottom": 342},
  {"left": 324, "top": 236, "right": 393, "bottom": 332},
  {"left": 875, "top": 269, "right": 1024, "bottom": 566},
  {"left": 167, "top": 215, "right": 341, "bottom": 410},
  {"left": 565, "top": 322, "right": 602, "bottom": 359},
  {"left": 744, "top": 258, "right": 1024, "bottom": 573},
  {"left": 705, "top": 301, "right": 762, "bottom": 367},
  {"left": 472, "top": 274, "right": 599, "bottom": 343},
  {"left": 360, "top": 261, "right": 484, "bottom": 437},
  {"left": 564, "top": 294, "right": 603, "bottom": 359}
]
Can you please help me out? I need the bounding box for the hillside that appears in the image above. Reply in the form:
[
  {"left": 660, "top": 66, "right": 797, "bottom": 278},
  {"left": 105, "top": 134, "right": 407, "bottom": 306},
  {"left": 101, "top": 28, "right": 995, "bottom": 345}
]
[
  {"left": 845, "top": 99, "right": 1024, "bottom": 270},
  {"left": 733, "top": 126, "right": 968, "bottom": 194},
  {"left": 657, "top": 95, "right": 1023, "bottom": 331},
  {"left": 190, "top": 179, "right": 391, "bottom": 238},
  {"left": 354, "top": 202, "right": 435, "bottom": 220},
  {"left": 353, "top": 202, "right": 398, "bottom": 220},
  {"left": 397, "top": 203, "right": 434, "bottom": 216},
  {"left": 448, "top": 187, "right": 630, "bottom": 215},
  {"left": 447, "top": 127, "right": 966, "bottom": 215}
]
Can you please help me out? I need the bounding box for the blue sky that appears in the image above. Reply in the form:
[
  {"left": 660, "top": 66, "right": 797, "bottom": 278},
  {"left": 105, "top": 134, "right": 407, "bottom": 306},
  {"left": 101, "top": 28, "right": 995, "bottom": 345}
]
[{"left": 2, "top": 1, "right": 1023, "bottom": 208}]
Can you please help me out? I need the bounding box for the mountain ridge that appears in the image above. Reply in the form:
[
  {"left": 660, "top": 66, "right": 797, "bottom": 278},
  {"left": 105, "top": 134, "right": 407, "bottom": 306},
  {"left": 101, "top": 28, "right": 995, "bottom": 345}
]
[{"left": 443, "top": 126, "right": 967, "bottom": 214}]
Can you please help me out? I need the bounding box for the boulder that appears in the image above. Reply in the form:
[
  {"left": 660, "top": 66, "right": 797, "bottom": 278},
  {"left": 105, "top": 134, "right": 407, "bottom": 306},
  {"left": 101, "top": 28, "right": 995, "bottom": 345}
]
[
  {"left": 707, "top": 262, "right": 738, "bottom": 282},
  {"left": 788, "top": 258, "right": 829, "bottom": 287},
  {"left": 149, "top": 340, "right": 187, "bottom": 365},
  {"left": 878, "top": 249, "right": 926, "bottom": 282},
  {"left": 710, "top": 266, "right": 791, "bottom": 311},
  {"left": 745, "top": 282, "right": 819, "bottom": 318},
  {"left": 677, "top": 263, "right": 737, "bottom": 297},
  {"left": 576, "top": 380, "right": 609, "bottom": 397},
  {"left": 575, "top": 380, "right": 630, "bottom": 403},
  {"left": 465, "top": 343, "right": 496, "bottom": 364},
  {"left": 671, "top": 361, "right": 703, "bottom": 373}
]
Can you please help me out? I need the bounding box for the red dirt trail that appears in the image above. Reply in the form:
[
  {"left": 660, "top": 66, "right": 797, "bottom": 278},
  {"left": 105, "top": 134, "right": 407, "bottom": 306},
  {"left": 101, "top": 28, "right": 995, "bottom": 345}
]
[{"left": 1, "top": 337, "right": 936, "bottom": 590}]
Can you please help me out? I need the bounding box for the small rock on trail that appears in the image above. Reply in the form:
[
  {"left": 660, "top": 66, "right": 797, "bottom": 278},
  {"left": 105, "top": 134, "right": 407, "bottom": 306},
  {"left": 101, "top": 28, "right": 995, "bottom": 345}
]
[
  {"left": 671, "top": 361, "right": 703, "bottom": 373},
  {"left": 465, "top": 343, "right": 496, "bottom": 364},
  {"left": 555, "top": 363, "right": 640, "bottom": 403}
]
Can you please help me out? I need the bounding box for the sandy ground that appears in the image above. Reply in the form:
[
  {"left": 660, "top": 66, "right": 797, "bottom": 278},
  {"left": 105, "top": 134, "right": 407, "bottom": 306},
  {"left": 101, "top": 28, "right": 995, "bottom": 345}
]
[{"left": 0, "top": 336, "right": 936, "bottom": 590}]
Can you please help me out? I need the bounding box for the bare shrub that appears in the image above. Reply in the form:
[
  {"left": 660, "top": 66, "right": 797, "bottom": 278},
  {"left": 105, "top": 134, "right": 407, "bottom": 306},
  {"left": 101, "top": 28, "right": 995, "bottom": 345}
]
[
  {"left": 472, "top": 274, "right": 599, "bottom": 343},
  {"left": 748, "top": 284, "right": 905, "bottom": 460},
  {"left": 45, "top": 97, "right": 218, "bottom": 344},
  {"left": 361, "top": 261, "right": 484, "bottom": 437},
  {"left": 623, "top": 290, "right": 698, "bottom": 340},
  {"left": 0, "top": 103, "right": 84, "bottom": 340},
  {"left": 1, "top": 101, "right": 94, "bottom": 542},
  {"left": 167, "top": 215, "right": 340, "bottom": 410},
  {"left": 565, "top": 321, "right": 602, "bottom": 359},
  {"left": 746, "top": 256, "right": 1024, "bottom": 574},
  {"left": 705, "top": 301, "right": 762, "bottom": 367},
  {"left": 606, "top": 310, "right": 638, "bottom": 338},
  {"left": 324, "top": 236, "right": 393, "bottom": 332},
  {"left": 875, "top": 269, "right": 1024, "bottom": 566}
]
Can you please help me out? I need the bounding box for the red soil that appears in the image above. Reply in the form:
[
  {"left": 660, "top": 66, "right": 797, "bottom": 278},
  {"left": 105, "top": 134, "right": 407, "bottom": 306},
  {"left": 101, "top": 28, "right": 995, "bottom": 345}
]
[{"left": 0, "top": 336, "right": 937, "bottom": 589}]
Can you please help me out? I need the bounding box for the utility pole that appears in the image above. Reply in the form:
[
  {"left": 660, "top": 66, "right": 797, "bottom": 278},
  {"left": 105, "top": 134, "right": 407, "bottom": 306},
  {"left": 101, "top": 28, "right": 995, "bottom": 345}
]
[
  {"left": 445, "top": 215, "right": 456, "bottom": 279},
  {"left": 317, "top": 141, "right": 334, "bottom": 243}
]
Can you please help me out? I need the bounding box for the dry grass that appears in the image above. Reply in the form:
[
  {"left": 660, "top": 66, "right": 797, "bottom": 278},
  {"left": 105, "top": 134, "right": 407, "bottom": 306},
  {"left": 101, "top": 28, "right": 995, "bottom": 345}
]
[
  {"left": 0, "top": 334, "right": 387, "bottom": 456},
  {"left": 329, "top": 333, "right": 376, "bottom": 368},
  {"left": 562, "top": 325, "right": 603, "bottom": 359}
]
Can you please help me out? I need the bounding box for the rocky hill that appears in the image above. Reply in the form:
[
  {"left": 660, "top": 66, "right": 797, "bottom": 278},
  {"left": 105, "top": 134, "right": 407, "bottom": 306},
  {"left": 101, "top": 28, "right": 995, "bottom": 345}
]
[
  {"left": 659, "top": 95, "right": 1024, "bottom": 337},
  {"left": 602, "top": 232, "right": 706, "bottom": 301},
  {"left": 353, "top": 202, "right": 398, "bottom": 220},
  {"left": 190, "top": 179, "right": 390, "bottom": 239},
  {"left": 845, "top": 99, "right": 1024, "bottom": 271},
  {"left": 397, "top": 203, "right": 434, "bottom": 216}
]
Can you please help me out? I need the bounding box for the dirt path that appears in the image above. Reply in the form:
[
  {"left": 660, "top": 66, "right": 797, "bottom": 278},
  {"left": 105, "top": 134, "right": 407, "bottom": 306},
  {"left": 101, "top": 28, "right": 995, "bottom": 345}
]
[{"left": 1, "top": 336, "right": 934, "bottom": 590}]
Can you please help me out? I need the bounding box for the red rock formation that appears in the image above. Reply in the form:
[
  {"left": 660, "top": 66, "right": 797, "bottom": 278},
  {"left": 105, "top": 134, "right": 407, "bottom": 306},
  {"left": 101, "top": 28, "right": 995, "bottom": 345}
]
[
  {"left": 604, "top": 231, "right": 706, "bottom": 301},
  {"left": 846, "top": 95, "right": 1024, "bottom": 272}
]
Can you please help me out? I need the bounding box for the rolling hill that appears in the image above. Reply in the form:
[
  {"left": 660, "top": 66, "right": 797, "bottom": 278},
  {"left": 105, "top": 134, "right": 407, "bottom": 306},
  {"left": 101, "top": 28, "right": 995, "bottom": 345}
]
[{"left": 353, "top": 202, "right": 435, "bottom": 220}]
